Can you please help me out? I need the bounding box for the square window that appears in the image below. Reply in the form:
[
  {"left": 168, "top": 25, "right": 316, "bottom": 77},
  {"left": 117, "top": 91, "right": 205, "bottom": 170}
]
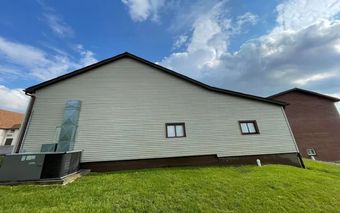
[
  {"left": 166, "top": 123, "right": 186, "bottom": 138},
  {"left": 4, "top": 138, "right": 13, "bottom": 146},
  {"left": 239, "top": 121, "right": 259, "bottom": 134}
]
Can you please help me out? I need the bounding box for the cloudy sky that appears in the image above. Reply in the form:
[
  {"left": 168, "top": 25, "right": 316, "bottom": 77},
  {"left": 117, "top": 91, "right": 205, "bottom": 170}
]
[{"left": 1, "top": 0, "right": 340, "bottom": 112}]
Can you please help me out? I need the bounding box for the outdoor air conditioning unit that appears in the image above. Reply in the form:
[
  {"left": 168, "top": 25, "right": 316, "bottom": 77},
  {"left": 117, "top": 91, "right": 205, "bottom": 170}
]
[{"left": 41, "top": 143, "right": 58, "bottom": 152}]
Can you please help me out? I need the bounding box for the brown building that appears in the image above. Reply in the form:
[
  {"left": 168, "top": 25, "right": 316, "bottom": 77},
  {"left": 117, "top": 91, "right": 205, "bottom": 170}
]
[{"left": 270, "top": 88, "right": 340, "bottom": 162}]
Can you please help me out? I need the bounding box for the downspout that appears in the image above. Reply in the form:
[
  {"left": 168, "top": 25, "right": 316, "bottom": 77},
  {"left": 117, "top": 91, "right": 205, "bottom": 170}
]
[{"left": 14, "top": 92, "right": 36, "bottom": 153}]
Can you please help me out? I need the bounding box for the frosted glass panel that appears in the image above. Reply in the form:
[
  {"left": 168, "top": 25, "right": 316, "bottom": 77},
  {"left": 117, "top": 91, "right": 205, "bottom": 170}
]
[
  {"left": 240, "top": 123, "right": 248, "bottom": 133},
  {"left": 57, "top": 100, "right": 81, "bottom": 152},
  {"left": 176, "top": 125, "right": 184, "bottom": 137},
  {"left": 55, "top": 127, "right": 61, "bottom": 142},
  {"left": 247, "top": 123, "right": 256, "bottom": 133},
  {"left": 167, "top": 125, "right": 176, "bottom": 137}
]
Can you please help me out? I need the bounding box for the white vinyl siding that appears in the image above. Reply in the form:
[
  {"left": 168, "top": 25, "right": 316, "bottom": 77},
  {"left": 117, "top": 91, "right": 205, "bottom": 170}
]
[{"left": 22, "top": 58, "right": 298, "bottom": 162}]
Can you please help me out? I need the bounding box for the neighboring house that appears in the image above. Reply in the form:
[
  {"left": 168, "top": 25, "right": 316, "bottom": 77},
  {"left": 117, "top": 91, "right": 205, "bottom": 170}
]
[
  {"left": 270, "top": 88, "right": 340, "bottom": 162},
  {"left": 17, "top": 52, "right": 303, "bottom": 171},
  {"left": 0, "top": 109, "right": 23, "bottom": 154}
]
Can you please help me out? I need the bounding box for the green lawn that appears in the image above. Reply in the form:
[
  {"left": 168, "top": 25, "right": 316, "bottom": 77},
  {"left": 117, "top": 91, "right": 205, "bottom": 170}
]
[{"left": 0, "top": 160, "right": 339, "bottom": 213}]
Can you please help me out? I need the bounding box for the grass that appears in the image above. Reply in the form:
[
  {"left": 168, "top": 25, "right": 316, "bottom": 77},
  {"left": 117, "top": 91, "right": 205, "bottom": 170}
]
[{"left": 0, "top": 160, "right": 339, "bottom": 213}]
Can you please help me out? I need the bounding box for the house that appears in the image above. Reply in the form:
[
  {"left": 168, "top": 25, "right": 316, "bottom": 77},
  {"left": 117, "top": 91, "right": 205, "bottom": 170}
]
[
  {"left": 0, "top": 109, "right": 23, "bottom": 154},
  {"left": 270, "top": 88, "right": 340, "bottom": 162},
  {"left": 16, "top": 52, "right": 303, "bottom": 171}
]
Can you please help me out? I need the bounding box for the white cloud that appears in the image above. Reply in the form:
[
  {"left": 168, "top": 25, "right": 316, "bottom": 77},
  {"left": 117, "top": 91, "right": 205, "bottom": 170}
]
[
  {"left": 0, "top": 37, "right": 47, "bottom": 67},
  {"left": 0, "top": 36, "right": 97, "bottom": 81},
  {"left": 172, "top": 34, "right": 188, "bottom": 50},
  {"left": 233, "top": 12, "right": 258, "bottom": 34},
  {"left": 0, "top": 85, "right": 29, "bottom": 112},
  {"left": 160, "top": 2, "right": 229, "bottom": 78},
  {"left": 44, "top": 13, "right": 74, "bottom": 37},
  {"left": 275, "top": 0, "right": 340, "bottom": 32},
  {"left": 207, "top": 19, "right": 340, "bottom": 95},
  {"left": 159, "top": 0, "right": 340, "bottom": 97},
  {"left": 0, "top": 65, "right": 22, "bottom": 82},
  {"left": 76, "top": 44, "right": 98, "bottom": 66},
  {"left": 121, "top": 0, "right": 165, "bottom": 22},
  {"left": 293, "top": 72, "right": 337, "bottom": 86},
  {"left": 160, "top": 2, "right": 257, "bottom": 79},
  {"left": 38, "top": 0, "right": 74, "bottom": 37}
]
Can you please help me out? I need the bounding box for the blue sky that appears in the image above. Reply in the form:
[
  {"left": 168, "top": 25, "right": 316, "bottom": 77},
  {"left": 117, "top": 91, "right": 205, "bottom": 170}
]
[{"left": 1, "top": 0, "right": 340, "bottom": 112}]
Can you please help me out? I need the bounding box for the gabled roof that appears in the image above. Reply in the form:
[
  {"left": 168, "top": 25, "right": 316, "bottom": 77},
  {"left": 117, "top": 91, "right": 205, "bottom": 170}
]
[
  {"left": 0, "top": 109, "right": 23, "bottom": 129},
  {"left": 25, "top": 52, "right": 286, "bottom": 106},
  {"left": 269, "top": 88, "right": 340, "bottom": 102}
]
